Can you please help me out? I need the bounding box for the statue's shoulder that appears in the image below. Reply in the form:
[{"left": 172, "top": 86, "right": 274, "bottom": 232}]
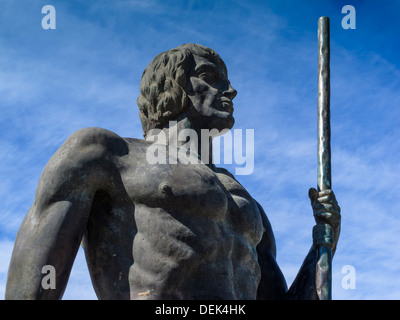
[
  {"left": 44, "top": 127, "right": 133, "bottom": 170},
  {"left": 56, "top": 128, "right": 156, "bottom": 169},
  {"left": 62, "top": 127, "right": 130, "bottom": 156},
  {"left": 66, "top": 127, "right": 124, "bottom": 146}
]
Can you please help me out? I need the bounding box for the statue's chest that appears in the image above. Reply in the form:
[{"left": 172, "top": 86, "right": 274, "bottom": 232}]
[
  {"left": 122, "top": 161, "right": 228, "bottom": 218},
  {"left": 120, "top": 158, "right": 263, "bottom": 244}
]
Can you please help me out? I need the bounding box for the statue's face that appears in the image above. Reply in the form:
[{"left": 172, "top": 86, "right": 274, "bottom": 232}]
[{"left": 187, "top": 54, "right": 237, "bottom": 132}]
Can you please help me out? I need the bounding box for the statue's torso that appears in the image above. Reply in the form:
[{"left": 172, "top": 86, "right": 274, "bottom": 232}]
[{"left": 83, "top": 136, "right": 267, "bottom": 299}]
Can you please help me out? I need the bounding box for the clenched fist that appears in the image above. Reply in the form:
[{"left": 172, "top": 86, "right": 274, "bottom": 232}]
[{"left": 309, "top": 188, "right": 341, "bottom": 255}]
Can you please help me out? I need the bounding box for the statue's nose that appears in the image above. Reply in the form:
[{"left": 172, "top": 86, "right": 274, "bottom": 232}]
[{"left": 223, "top": 83, "right": 237, "bottom": 100}]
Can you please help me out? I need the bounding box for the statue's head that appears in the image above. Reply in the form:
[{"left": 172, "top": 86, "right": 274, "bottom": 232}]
[{"left": 137, "top": 43, "right": 237, "bottom": 137}]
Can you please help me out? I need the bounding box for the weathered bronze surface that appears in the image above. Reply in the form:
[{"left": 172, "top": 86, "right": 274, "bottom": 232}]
[
  {"left": 316, "top": 16, "right": 333, "bottom": 300},
  {"left": 318, "top": 17, "right": 331, "bottom": 192},
  {"left": 6, "top": 40, "right": 341, "bottom": 300}
]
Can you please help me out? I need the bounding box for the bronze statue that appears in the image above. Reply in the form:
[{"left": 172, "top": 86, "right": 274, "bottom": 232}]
[{"left": 6, "top": 43, "right": 340, "bottom": 300}]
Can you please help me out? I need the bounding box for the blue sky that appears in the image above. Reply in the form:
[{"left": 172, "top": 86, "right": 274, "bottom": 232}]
[{"left": 0, "top": 0, "right": 399, "bottom": 300}]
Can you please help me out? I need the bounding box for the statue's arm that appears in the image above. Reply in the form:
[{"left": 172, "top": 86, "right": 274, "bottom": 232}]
[
  {"left": 285, "top": 246, "right": 319, "bottom": 299},
  {"left": 286, "top": 188, "right": 341, "bottom": 300},
  {"left": 255, "top": 201, "right": 288, "bottom": 300},
  {"left": 5, "top": 128, "right": 119, "bottom": 299},
  {"left": 255, "top": 188, "right": 340, "bottom": 300}
]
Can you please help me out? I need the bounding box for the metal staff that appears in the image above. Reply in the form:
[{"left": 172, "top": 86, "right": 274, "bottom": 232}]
[{"left": 316, "top": 16, "right": 332, "bottom": 300}]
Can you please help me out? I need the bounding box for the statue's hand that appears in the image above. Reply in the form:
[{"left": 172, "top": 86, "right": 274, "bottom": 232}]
[{"left": 308, "top": 188, "right": 341, "bottom": 255}]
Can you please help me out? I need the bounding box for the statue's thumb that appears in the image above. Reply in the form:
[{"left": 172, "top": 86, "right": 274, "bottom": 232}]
[{"left": 308, "top": 187, "right": 319, "bottom": 203}]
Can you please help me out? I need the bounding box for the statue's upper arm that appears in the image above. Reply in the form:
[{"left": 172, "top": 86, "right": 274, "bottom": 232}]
[
  {"left": 255, "top": 200, "right": 288, "bottom": 299},
  {"left": 255, "top": 200, "right": 276, "bottom": 257}
]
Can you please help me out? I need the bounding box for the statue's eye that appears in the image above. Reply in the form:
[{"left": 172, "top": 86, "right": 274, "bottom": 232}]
[
  {"left": 199, "top": 72, "right": 210, "bottom": 81},
  {"left": 199, "top": 71, "right": 218, "bottom": 84}
]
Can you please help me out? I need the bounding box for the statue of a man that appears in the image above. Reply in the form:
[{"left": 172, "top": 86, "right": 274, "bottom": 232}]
[{"left": 6, "top": 43, "right": 340, "bottom": 300}]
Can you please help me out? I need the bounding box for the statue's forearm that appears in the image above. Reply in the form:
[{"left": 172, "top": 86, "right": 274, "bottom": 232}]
[
  {"left": 286, "top": 247, "right": 319, "bottom": 300},
  {"left": 6, "top": 203, "right": 80, "bottom": 299},
  {"left": 6, "top": 196, "right": 92, "bottom": 299}
]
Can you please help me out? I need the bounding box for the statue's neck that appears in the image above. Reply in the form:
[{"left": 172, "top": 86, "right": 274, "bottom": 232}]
[{"left": 145, "top": 116, "right": 214, "bottom": 165}]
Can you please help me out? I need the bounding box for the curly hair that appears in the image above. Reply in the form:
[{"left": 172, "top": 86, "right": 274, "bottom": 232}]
[{"left": 137, "top": 43, "right": 223, "bottom": 137}]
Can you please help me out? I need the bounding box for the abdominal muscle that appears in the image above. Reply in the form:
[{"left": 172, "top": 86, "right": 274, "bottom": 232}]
[{"left": 128, "top": 203, "right": 261, "bottom": 300}]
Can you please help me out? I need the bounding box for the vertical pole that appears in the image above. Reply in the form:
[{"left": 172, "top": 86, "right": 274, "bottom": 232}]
[{"left": 316, "top": 16, "right": 332, "bottom": 300}]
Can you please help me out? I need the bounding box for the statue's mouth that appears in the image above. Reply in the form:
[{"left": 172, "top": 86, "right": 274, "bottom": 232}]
[{"left": 220, "top": 97, "right": 234, "bottom": 114}]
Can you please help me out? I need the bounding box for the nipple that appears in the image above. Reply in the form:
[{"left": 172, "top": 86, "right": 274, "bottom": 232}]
[{"left": 159, "top": 182, "right": 173, "bottom": 197}]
